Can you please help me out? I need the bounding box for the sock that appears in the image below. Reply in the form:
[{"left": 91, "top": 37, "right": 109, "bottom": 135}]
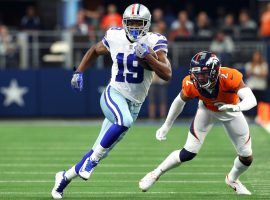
[
  {"left": 228, "top": 157, "right": 249, "bottom": 181},
  {"left": 74, "top": 149, "right": 93, "bottom": 174},
  {"left": 100, "top": 124, "right": 128, "bottom": 148},
  {"left": 65, "top": 166, "right": 77, "bottom": 180},
  {"left": 90, "top": 144, "right": 108, "bottom": 162},
  {"left": 154, "top": 150, "right": 181, "bottom": 177}
]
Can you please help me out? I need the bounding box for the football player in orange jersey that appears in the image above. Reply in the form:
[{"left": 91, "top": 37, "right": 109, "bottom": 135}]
[{"left": 139, "top": 51, "right": 257, "bottom": 195}]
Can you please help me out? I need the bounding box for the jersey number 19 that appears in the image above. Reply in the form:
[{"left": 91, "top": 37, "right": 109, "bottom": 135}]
[{"left": 115, "top": 53, "right": 144, "bottom": 84}]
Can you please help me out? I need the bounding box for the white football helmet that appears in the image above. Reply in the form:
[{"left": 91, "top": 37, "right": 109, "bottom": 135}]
[{"left": 122, "top": 4, "right": 151, "bottom": 42}]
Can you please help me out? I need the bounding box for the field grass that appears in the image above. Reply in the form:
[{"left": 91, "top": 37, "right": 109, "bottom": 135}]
[{"left": 0, "top": 122, "right": 269, "bottom": 200}]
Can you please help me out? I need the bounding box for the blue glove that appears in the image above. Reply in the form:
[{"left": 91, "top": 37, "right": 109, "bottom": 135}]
[
  {"left": 71, "top": 71, "right": 83, "bottom": 92},
  {"left": 135, "top": 43, "right": 150, "bottom": 59}
]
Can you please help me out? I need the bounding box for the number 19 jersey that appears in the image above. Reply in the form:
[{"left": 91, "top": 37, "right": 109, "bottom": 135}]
[{"left": 102, "top": 27, "right": 168, "bottom": 103}]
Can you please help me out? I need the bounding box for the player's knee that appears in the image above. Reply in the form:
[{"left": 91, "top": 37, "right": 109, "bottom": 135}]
[
  {"left": 239, "top": 155, "right": 253, "bottom": 166},
  {"left": 122, "top": 115, "right": 134, "bottom": 128},
  {"left": 179, "top": 148, "right": 197, "bottom": 162}
]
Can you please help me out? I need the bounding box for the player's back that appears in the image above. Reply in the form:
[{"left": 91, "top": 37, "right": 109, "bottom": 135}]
[
  {"left": 102, "top": 27, "right": 168, "bottom": 103},
  {"left": 182, "top": 67, "right": 243, "bottom": 112}
]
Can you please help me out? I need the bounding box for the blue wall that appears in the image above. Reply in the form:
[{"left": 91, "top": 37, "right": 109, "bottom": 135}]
[{"left": 0, "top": 68, "right": 199, "bottom": 117}]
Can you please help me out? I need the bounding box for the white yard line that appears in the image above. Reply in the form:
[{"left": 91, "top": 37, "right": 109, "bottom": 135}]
[
  {"left": 0, "top": 119, "right": 259, "bottom": 127},
  {"left": 0, "top": 163, "right": 232, "bottom": 168},
  {"left": 0, "top": 191, "right": 235, "bottom": 195},
  {"left": 0, "top": 171, "right": 224, "bottom": 175},
  {"left": 0, "top": 180, "right": 268, "bottom": 184},
  {"left": 0, "top": 180, "right": 235, "bottom": 183}
]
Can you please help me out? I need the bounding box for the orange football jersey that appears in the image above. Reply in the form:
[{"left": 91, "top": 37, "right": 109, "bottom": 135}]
[{"left": 182, "top": 67, "right": 243, "bottom": 112}]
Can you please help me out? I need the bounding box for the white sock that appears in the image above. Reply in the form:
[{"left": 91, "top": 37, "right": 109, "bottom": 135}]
[
  {"left": 90, "top": 144, "right": 108, "bottom": 162},
  {"left": 154, "top": 150, "right": 181, "bottom": 177},
  {"left": 65, "top": 166, "right": 77, "bottom": 180},
  {"left": 228, "top": 157, "right": 249, "bottom": 181}
]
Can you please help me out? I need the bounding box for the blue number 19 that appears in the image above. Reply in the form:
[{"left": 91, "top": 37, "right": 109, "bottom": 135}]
[{"left": 115, "top": 53, "right": 144, "bottom": 84}]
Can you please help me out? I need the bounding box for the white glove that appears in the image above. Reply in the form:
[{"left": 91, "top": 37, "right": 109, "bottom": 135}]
[
  {"left": 156, "top": 125, "right": 171, "bottom": 141},
  {"left": 134, "top": 43, "right": 150, "bottom": 59},
  {"left": 71, "top": 72, "right": 83, "bottom": 92},
  {"left": 218, "top": 104, "right": 240, "bottom": 112}
]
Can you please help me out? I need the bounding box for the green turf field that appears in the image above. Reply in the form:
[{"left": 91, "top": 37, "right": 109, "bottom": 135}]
[{"left": 0, "top": 122, "right": 269, "bottom": 200}]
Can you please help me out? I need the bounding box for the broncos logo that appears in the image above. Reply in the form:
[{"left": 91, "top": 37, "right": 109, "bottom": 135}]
[{"left": 206, "top": 56, "right": 220, "bottom": 67}]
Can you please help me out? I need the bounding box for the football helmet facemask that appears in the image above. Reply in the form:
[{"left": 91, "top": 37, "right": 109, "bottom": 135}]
[{"left": 122, "top": 4, "right": 151, "bottom": 42}]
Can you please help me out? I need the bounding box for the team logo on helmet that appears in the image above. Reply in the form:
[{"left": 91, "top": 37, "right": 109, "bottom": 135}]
[{"left": 189, "top": 51, "right": 221, "bottom": 89}]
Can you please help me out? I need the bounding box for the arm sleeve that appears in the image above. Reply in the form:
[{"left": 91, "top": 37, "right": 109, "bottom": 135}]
[
  {"left": 101, "top": 30, "right": 110, "bottom": 51},
  {"left": 152, "top": 33, "right": 168, "bottom": 54},
  {"left": 163, "top": 94, "right": 186, "bottom": 127},
  {"left": 181, "top": 77, "right": 197, "bottom": 99},
  {"left": 237, "top": 87, "right": 257, "bottom": 111},
  {"left": 227, "top": 69, "right": 243, "bottom": 91}
]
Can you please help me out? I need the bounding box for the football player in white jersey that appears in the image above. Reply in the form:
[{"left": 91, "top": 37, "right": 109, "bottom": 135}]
[{"left": 51, "top": 3, "right": 171, "bottom": 199}]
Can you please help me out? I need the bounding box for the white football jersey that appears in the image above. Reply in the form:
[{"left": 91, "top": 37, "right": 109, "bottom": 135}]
[{"left": 102, "top": 27, "right": 168, "bottom": 103}]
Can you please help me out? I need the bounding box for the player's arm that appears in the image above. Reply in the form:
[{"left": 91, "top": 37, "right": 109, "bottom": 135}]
[
  {"left": 71, "top": 41, "right": 109, "bottom": 91},
  {"left": 219, "top": 80, "right": 257, "bottom": 112},
  {"left": 144, "top": 51, "right": 172, "bottom": 81},
  {"left": 76, "top": 41, "right": 109, "bottom": 73},
  {"left": 156, "top": 91, "right": 191, "bottom": 141},
  {"left": 134, "top": 44, "right": 172, "bottom": 81}
]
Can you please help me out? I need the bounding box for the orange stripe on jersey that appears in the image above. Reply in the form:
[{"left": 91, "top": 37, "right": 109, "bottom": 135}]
[{"left": 182, "top": 67, "right": 243, "bottom": 112}]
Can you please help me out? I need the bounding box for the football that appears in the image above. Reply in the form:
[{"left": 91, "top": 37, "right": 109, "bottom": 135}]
[{"left": 137, "top": 48, "right": 158, "bottom": 71}]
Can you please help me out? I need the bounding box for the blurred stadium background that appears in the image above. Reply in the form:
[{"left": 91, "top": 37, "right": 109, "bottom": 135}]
[
  {"left": 0, "top": 0, "right": 270, "bottom": 199},
  {"left": 0, "top": 0, "right": 270, "bottom": 118}
]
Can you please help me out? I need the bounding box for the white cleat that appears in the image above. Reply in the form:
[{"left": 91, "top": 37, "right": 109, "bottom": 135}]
[
  {"left": 225, "top": 175, "right": 251, "bottom": 195},
  {"left": 51, "top": 171, "right": 71, "bottom": 199},
  {"left": 139, "top": 171, "right": 159, "bottom": 192},
  {"left": 78, "top": 157, "right": 98, "bottom": 180}
]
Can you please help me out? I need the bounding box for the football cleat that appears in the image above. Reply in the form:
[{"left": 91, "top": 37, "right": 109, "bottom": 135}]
[
  {"left": 51, "top": 171, "right": 71, "bottom": 199},
  {"left": 78, "top": 157, "right": 98, "bottom": 180},
  {"left": 139, "top": 171, "right": 160, "bottom": 192},
  {"left": 225, "top": 175, "right": 251, "bottom": 195}
]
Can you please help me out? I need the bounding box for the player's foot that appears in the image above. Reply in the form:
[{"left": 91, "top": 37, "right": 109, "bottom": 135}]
[
  {"left": 78, "top": 157, "right": 98, "bottom": 180},
  {"left": 139, "top": 171, "right": 160, "bottom": 192},
  {"left": 51, "top": 171, "right": 71, "bottom": 199},
  {"left": 225, "top": 175, "right": 251, "bottom": 195}
]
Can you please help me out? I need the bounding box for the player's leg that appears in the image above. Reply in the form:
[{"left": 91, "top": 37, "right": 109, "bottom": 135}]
[
  {"left": 78, "top": 85, "right": 137, "bottom": 180},
  {"left": 223, "top": 113, "right": 252, "bottom": 195},
  {"left": 52, "top": 86, "right": 136, "bottom": 199},
  {"left": 101, "top": 100, "right": 142, "bottom": 156},
  {"left": 67, "top": 118, "right": 112, "bottom": 178},
  {"left": 139, "top": 105, "right": 213, "bottom": 191},
  {"left": 51, "top": 118, "right": 112, "bottom": 199}
]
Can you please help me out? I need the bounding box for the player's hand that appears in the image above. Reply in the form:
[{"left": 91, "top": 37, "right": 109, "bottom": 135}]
[
  {"left": 218, "top": 104, "right": 240, "bottom": 112},
  {"left": 71, "top": 72, "right": 83, "bottom": 92},
  {"left": 135, "top": 43, "right": 150, "bottom": 59},
  {"left": 156, "top": 124, "right": 171, "bottom": 141}
]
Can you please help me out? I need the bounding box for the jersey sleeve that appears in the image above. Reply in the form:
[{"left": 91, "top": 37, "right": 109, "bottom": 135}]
[
  {"left": 229, "top": 69, "right": 243, "bottom": 91},
  {"left": 102, "top": 29, "right": 111, "bottom": 52},
  {"left": 223, "top": 68, "right": 243, "bottom": 91},
  {"left": 148, "top": 33, "right": 168, "bottom": 54},
  {"left": 181, "top": 76, "right": 197, "bottom": 99}
]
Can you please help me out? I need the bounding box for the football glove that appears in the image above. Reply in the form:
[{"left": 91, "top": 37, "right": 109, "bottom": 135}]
[
  {"left": 156, "top": 124, "right": 171, "bottom": 141},
  {"left": 71, "top": 71, "right": 83, "bottom": 92},
  {"left": 218, "top": 104, "right": 240, "bottom": 112},
  {"left": 135, "top": 43, "right": 150, "bottom": 59}
]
